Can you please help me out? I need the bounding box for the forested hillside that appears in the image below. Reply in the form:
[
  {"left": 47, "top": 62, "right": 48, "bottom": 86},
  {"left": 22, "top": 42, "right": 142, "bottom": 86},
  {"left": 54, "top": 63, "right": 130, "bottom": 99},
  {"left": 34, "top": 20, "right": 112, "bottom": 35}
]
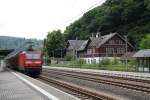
[
  {"left": 0, "top": 36, "right": 43, "bottom": 50},
  {"left": 64, "top": 0, "right": 150, "bottom": 48}
]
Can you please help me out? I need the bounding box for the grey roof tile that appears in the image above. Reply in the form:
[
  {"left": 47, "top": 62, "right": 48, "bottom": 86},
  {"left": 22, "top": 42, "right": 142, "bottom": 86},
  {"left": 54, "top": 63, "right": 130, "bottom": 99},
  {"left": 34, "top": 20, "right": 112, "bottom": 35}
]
[
  {"left": 133, "top": 49, "right": 150, "bottom": 57},
  {"left": 78, "top": 40, "right": 88, "bottom": 51},
  {"left": 68, "top": 40, "right": 86, "bottom": 50},
  {"left": 89, "top": 33, "right": 117, "bottom": 48}
]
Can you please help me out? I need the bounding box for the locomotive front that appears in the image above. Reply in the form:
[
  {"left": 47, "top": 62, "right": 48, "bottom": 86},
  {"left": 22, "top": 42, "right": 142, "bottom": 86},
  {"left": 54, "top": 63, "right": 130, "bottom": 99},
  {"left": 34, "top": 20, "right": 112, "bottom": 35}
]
[{"left": 23, "top": 50, "right": 42, "bottom": 75}]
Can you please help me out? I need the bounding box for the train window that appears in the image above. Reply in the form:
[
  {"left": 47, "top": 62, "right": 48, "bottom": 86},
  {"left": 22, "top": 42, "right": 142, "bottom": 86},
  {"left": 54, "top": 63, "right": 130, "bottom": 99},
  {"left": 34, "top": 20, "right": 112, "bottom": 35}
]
[
  {"left": 26, "top": 52, "right": 41, "bottom": 59},
  {"left": 26, "top": 53, "right": 33, "bottom": 59},
  {"left": 33, "top": 54, "right": 40, "bottom": 59}
]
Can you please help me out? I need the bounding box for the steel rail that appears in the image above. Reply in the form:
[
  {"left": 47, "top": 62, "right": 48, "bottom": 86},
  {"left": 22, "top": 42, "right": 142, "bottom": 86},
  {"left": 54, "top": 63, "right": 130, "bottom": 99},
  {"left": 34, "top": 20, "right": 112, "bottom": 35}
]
[
  {"left": 39, "top": 75, "right": 116, "bottom": 100},
  {"left": 44, "top": 68, "right": 150, "bottom": 83},
  {"left": 42, "top": 68, "right": 150, "bottom": 93}
]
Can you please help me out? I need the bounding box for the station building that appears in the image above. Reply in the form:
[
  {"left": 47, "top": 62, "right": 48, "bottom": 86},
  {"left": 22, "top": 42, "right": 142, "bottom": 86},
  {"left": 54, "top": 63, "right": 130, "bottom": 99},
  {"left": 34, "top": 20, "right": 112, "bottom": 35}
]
[{"left": 66, "top": 33, "right": 135, "bottom": 64}]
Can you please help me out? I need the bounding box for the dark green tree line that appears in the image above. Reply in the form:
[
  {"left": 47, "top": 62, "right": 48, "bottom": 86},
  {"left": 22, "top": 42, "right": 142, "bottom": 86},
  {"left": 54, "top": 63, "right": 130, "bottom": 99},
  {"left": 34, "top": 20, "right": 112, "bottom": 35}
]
[
  {"left": 45, "top": 0, "right": 150, "bottom": 54},
  {"left": 64, "top": 0, "right": 150, "bottom": 48},
  {"left": 140, "top": 34, "right": 150, "bottom": 49}
]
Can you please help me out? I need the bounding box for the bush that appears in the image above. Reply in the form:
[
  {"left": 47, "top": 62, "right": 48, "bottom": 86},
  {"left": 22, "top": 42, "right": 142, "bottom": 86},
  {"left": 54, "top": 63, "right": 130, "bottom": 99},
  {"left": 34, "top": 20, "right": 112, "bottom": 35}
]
[
  {"left": 111, "top": 58, "right": 120, "bottom": 65},
  {"left": 100, "top": 58, "right": 111, "bottom": 65},
  {"left": 77, "top": 59, "right": 86, "bottom": 65},
  {"left": 64, "top": 55, "right": 74, "bottom": 61}
]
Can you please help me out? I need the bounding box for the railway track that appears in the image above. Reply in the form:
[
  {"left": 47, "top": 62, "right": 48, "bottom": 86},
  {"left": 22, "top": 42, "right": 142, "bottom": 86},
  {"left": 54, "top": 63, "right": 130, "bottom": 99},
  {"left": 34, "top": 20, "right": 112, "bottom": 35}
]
[
  {"left": 44, "top": 68, "right": 150, "bottom": 84},
  {"left": 42, "top": 68, "right": 150, "bottom": 94},
  {"left": 39, "top": 74, "right": 116, "bottom": 100}
]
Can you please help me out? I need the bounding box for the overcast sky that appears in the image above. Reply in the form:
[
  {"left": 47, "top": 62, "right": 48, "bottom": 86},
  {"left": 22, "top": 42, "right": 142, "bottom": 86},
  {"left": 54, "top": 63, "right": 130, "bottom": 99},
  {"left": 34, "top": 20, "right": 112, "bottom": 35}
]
[{"left": 0, "top": 0, "right": 106, "bottom": 39}]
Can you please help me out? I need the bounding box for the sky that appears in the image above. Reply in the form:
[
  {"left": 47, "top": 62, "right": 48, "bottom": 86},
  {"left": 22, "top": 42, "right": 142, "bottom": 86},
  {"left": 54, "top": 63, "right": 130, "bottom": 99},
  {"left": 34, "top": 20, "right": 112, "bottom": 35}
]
[{"left": 0, "top": 0, "right": 106, "bottom": 39}]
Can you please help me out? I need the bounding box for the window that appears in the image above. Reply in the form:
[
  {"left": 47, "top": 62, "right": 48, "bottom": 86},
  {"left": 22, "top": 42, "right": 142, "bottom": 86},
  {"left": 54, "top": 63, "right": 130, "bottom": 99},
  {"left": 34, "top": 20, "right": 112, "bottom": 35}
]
[
  {"left": 92, "top": 48, "right": 95, "bottom": 53},
  {"left": 106, "top": 48, "right": 114, "bottom": 54},
  {"left": 119, "top": 40, "right": 123, "bottom": 44},
  {"left": 88, "top": 59, "right": 90, "bottom": 64},
  {"left": 26, "top": 53, "right": 41, "bottom": 59},
  {"left": 33, "top": 54, "right": 41, "bottom": 59},
  {"left": 117, "top": 48, "right": 125, "bottom": 54},
  {"left": 118, "top": 40, "right": 123, "bottom": 44},
  {"left": 26, "top": 53, "right": 32, "bottom": 59},
  {"left": 87, "top": 49, "right": 92, "bottom": 54}
]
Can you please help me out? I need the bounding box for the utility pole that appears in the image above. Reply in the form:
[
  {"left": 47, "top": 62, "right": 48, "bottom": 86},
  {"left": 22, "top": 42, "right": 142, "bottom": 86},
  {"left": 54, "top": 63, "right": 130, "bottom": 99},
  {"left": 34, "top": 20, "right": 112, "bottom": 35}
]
[
  {"left": 46, "top": 52, "right": 48, "bottom": 65},
  {"left": 53, "top": 51, "right": 54, "bottom": 60},
  {"left": 61, "top": 49, "right": 63, "bottom": 59},
  {"left": 125, "top": 35, "right": 128, "bottom": 71}
]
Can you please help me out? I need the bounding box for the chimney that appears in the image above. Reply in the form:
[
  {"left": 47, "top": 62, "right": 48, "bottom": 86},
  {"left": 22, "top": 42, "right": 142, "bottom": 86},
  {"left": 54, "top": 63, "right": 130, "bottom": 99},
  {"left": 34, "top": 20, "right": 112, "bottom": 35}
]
[
  {"left": 96, "top": 32, "right": 101, "bottom": 38},
  {"left": 91, "top": 33, "right": 94, "bottom": 37}
]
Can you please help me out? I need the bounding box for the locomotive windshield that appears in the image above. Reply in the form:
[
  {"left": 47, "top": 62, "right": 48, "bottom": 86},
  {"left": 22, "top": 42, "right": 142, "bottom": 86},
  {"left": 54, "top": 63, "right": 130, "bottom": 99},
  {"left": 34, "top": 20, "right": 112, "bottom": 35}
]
[
  {"left": 26, "top": 52, "right": 40, "bottom": 59},
  {"left": 33, "top": 54, "right": 41, "bottom": 59}
]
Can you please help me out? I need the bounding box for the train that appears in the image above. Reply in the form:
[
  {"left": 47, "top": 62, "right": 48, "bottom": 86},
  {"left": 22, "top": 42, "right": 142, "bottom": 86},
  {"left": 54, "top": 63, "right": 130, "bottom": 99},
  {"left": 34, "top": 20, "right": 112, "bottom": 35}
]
[{"left": 4, "top": 41, "right": 43, "bottom": 75}]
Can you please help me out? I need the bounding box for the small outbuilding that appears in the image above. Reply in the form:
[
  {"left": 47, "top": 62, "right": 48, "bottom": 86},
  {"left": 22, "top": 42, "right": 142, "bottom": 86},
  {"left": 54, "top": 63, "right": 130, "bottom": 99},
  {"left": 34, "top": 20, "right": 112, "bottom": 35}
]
[
  {"left": 66, "top": 40, "right": 86, "bottom": 57},
  {"left": 133, "top": 49, "right": 150, "bottom": 72}
]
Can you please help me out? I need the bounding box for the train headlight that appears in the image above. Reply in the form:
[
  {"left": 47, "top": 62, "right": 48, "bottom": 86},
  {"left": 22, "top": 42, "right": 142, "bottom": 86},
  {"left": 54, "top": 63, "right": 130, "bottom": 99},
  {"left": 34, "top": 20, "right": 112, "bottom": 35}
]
[
  {"left": 26, "top": 61, "right": 32, "bottom": 64},
  {"left": 34, "top": 61, "right": 41, "bottom": 64}
]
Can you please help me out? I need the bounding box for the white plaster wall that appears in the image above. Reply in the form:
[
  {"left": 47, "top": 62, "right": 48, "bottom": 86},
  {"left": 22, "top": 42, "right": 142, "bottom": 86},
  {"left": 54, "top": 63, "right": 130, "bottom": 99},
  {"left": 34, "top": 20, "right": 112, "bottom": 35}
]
[{"left": 81, "top": 57, "right": 120, "bottom": 64}]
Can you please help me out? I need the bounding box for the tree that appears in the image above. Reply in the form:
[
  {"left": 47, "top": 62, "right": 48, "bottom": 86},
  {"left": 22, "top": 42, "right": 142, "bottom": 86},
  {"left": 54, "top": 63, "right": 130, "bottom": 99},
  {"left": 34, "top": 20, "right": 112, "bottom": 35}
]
[
  {"left": 45, "top": 30, "right": 65, "bottom": 58},
  {"left": 139, "top": 34, "right": 150, "bottom": 49},
  {"left": 64, "top": 0, "right": 150, "bottom": 49}
]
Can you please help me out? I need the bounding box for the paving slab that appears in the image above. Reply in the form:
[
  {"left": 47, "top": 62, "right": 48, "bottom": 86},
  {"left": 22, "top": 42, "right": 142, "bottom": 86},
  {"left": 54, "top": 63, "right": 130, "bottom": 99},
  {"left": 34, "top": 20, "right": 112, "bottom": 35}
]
[
  {"left": 0, "top": 70, "right": 79, "bottom": 100},
  {"left": 0, "top": 71, "right": 49, "bottom": 100}
]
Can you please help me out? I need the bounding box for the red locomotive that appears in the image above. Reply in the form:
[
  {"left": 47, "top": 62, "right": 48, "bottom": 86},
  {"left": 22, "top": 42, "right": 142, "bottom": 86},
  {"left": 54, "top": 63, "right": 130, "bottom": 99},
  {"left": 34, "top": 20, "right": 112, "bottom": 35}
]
[{"left": 5, "top": 42, "right": 43, "bottom": 75}]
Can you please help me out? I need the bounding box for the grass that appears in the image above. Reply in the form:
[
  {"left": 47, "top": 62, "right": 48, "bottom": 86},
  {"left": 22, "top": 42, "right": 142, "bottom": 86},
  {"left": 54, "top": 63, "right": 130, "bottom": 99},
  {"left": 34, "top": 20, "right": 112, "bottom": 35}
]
[
  {"left": 50, "top": 62, "right": 137, "bottom": 72},
  {"left": 47, "top": 58, "right": 137, "bottom": 72}
]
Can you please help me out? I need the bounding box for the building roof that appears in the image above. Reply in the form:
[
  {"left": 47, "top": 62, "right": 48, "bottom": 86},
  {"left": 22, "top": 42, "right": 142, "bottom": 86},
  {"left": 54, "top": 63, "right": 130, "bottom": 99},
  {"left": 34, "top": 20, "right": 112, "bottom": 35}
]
[
  {"left": 67, "top": 33, "right": 135, "bottom": 52},
  {"left": 133, "top": 49, "right": 150, "bottom": 57},
  {"left": 77, "top": 32, "right": 135, "bottom": 52},
  {"left": 67, "top": 40, "right": 86, "bottom": 50},
  {"left": 89, "top": 33, "right": 117, "bottom": 48},
  {"left": 78, "top": 33, "right": 119, "bottom": 51},
  {"left": 78, "top": 40, "right": 89, "bottom": 51}
]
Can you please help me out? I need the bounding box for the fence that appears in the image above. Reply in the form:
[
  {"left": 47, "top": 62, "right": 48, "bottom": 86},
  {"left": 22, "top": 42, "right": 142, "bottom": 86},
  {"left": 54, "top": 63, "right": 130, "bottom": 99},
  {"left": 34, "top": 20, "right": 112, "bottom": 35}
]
[{"left": 43, "top": 57, "right": 137, "bottom": 72}]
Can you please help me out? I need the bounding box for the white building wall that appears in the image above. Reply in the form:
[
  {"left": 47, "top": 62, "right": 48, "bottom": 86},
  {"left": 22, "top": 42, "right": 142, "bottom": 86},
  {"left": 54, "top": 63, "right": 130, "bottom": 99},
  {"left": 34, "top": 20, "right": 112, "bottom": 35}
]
[{"left": 81, "top": 57, "right": 120, "bottom": 64}]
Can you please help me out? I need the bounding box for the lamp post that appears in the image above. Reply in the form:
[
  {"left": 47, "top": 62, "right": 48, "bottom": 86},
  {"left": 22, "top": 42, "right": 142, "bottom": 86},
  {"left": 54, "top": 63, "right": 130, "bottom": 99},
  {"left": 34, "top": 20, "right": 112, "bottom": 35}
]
[
  {"left": 124, "top": 35, "right": 128, "bottom": 71},
  {"left": 52, "top": 51, "right": 54, "bottom": 60},
  {"left": 61, "top": 49, "right": 63, "bottom": 59}
]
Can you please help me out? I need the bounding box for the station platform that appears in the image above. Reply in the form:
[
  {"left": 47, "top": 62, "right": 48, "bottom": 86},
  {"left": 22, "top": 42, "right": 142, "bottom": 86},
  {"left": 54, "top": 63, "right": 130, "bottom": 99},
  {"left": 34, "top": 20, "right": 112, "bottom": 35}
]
[
  {"left": 0, "top": 70, "right": 79, "bottom": 100},
  {"left": 44, "top": 66, "right": 150, "bottom": 80}
]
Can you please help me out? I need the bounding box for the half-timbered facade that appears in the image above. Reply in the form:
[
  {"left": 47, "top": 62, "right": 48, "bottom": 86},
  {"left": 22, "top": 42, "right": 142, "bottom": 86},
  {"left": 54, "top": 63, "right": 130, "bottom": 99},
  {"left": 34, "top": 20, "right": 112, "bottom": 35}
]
[{"left": 78, "top": 33, "right": 135, "bottom": 64}]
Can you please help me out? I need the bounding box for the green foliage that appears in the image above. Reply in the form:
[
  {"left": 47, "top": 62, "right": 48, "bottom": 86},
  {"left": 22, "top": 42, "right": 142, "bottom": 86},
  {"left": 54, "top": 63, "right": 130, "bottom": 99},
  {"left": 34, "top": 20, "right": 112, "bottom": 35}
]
[
  {"left": 111, "top": 58, "right": 120, "bottom": 65},
  {"left": 78, "top": 59, "right": 86, "bottom": 65},
  {"left": 45, "top": 30, "right": 65, "bottom": 57},
  {"left": 64, "top": 55, "right": 74, "bottom": 61},
  {"left": 50, "top": 58, "right": 137, "bottom": 72},
  {"left": 139, "top": 34, "right": 150, "bottom": 49},
  {"left": 64, "top": 0, "right": 150, "bottom": 48},
  {"left": 100, "top": 58, "right": 111, "bottom": 65}
]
